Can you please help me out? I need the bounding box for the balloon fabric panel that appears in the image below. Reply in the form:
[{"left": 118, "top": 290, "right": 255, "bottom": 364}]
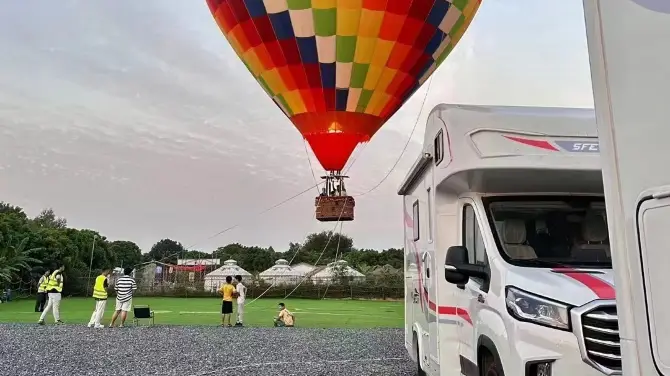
[{"left": 206, "top": 0, "right": 481, "bottom": 171}]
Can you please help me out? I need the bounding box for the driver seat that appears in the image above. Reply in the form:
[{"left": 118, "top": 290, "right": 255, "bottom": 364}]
[{"left": 501, "top": 219, "right": 537, "bottom": 260}]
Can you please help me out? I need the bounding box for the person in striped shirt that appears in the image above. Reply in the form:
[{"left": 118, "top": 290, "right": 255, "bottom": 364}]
[{"left": 109, "top": 267, "right": 136, "bottom": 328}]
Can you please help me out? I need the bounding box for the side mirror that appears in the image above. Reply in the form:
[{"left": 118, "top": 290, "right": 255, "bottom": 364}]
[
  {"left": 444, "top": 246, "right": 488, "bottom": 285},
  {"left": 445, "top": 246, "right": 469, "bottom": 284},
  {"left": 446, "top": 245, "right": 469, "bottom": 265}
]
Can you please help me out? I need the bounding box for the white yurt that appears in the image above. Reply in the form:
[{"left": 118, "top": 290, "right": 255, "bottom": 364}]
[
  {"left": 258, "top": 259, "right": 303, "bottom": 286},
  {"left": 291, "top": 262, "right": 316, "bottom": 276},
  {"left": 203, "top": 259, "right": 252, "bottom": 292},
  {"left": 310, "top": 260, "right": 365, "bottom": 285}
]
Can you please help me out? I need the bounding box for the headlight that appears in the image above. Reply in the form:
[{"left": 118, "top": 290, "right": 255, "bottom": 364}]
[{"left": 505, "top": 286, "right": 570, "bottom": 330}]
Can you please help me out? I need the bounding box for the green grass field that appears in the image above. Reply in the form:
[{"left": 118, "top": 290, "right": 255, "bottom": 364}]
[{"left": 0, "top": 297, "right": 404, "bottom": 328}]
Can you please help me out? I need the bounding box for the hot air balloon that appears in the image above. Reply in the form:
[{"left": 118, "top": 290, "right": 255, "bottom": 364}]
[{"left": 205, "top": 0, "right": 481, "bottom": 221}]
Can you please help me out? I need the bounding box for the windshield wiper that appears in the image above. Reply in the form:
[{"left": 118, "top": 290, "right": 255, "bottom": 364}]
[
  {"left": 514, "top": 258, "right": 611, "bottom": 269},
  {"left": 513, "top": 259, "right": 573, "bottom": 268}
]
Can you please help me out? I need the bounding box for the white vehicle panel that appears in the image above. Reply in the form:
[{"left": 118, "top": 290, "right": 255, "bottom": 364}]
[
  {"left": 636, "top": 192, "right": 670, "bottom": 372},
  {"left": 505, "top": 267, "right": 615, "bottom": 306},
  {"left": 584, "top": 0, "right": 670, "bottom": 374}
]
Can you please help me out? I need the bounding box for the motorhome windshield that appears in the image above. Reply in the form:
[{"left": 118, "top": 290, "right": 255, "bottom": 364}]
[{"left": 483, "top": 196, "right": 611, "bottom": 268}]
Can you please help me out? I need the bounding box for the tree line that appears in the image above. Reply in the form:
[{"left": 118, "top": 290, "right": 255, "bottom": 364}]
[{"left": 0, "top": 202, "right": 403, "bottom": 296}]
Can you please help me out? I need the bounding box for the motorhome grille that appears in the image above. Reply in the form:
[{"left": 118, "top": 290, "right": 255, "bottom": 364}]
[{"left": 581, "top": 305, "right": 621, "bottom": 371}]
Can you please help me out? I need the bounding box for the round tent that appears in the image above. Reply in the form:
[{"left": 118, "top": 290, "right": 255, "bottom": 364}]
[
  {"left": 259, "top": 259, "right": 303, "bottom": 286},
  {"left": 203, "top": 259, "right": 252, "bottom": 292},
  {"left": 310, "top": 260, "right": 365, "bottom": 285},
  {"left": 291, "top": 262, "right": 316, "bottom": 277}
]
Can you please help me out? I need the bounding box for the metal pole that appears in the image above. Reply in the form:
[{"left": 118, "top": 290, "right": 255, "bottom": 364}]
[{"left": 86, "top": 235, "right": 98, "bottom": 296}]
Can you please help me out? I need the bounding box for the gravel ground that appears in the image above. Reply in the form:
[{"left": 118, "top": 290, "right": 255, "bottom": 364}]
[{"left": 0, "top": 324, "right": 415, "bottom": 376}]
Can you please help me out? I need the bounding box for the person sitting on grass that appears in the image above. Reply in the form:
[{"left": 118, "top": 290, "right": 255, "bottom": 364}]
[{"left": 273, "top": 302, "right": 294, "bottom": 327}]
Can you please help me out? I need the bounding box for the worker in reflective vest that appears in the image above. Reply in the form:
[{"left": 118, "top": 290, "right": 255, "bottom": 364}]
[
  {"left": 34, "top": 269, "right": 50, "bottom": 313},
  {"left": 38, "top": 264, "right": 65, "bottom": 325},
  {"left": 88, "top": 269, "right": 111, "bottom": 328}
]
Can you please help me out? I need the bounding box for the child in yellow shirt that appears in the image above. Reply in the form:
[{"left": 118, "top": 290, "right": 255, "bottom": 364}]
[
  {"left": 274, "top": 302, "right": 294, "bottom": 327},
  {"left": 218, "top": 276, "right": 235, "bottom": 327}
]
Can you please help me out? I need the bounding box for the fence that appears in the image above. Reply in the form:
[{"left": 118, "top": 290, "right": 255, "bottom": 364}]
[
  {"left": 123, "top": 267, "right": 404, "bottom": 300},
  {"left": 12, "top": 274, "right": 404, "bottom": 300},
  {"left": 132, "top": 282, "right": 403, "bottom": 300}
]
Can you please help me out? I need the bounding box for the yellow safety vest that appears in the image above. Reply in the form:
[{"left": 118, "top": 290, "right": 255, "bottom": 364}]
[
  {"left": 92, "top": 275, "right": 108, "bottom": 299},
  {"left": 38, "top": 276, "right": 49, "bottom": 292},
  {"left": 46, "top": 271, "right": 63, "bottom": 293}
]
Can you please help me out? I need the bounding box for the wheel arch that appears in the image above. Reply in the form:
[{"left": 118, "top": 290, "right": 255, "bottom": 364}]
[
  {"left": 412, "top": 324, "right": 426, "bottom": 367},
  {"left": 477, "top": 335, "right": 501, "bottom": 368}
]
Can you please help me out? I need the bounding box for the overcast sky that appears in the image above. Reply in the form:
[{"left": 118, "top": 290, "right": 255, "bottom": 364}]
[{"left": 0, "top": 0, "right": 594, "bottom": 253}]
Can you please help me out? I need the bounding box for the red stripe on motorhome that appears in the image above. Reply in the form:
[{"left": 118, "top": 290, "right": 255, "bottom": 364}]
[
  {"left": 503, "top": 135, "right": 559, "bottom": 151},
  {"left": 552, "top": 268, "right": 616, "bottom": 300},
  {"left": 406, "top": 210, "right": 473, "bottom": 325}
]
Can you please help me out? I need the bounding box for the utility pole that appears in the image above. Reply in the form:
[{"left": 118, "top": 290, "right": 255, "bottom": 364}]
[{"left": 86, "top": 234, "right": 98, "bottom": 296}]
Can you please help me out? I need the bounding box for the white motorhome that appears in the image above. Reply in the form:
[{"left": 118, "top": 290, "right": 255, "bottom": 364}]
[{"left": 399, "top": 104, "right": 617, "bottom": 376}]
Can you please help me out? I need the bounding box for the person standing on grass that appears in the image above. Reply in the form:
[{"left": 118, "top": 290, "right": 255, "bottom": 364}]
[
  {"left": 38, "top": 264, "right": 65, "bottom": 325},
  {"left": 87, "top": 268, "right": 111, "bottom": 328},
  {"left": 109, "top": 267, "right": 136, "bottom": 328},
  {"left": 234, "top": 275, "right": 246, "bottom": 327},
  {"left": 218, "top": 275, "right": 235, "bottom": 327},
  {"left": 34, "top": 269, "right": 50, "bottom": 313}
]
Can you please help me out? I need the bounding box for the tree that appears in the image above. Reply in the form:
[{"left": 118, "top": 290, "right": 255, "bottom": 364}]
[
  {"left": 356, "top": 263, "right": 376, "bottom": 276},
  {"left": 302, "top": 231, "right": 354, "bottom": 264},
  {"left": 371, "top": 264, "right": 402, "bottom": 287},
  {"left": 213, "top": 243, "right": 246, "bottom": 261},
  {"left": 330, "top": 261, "right": 354, "bottom": 285},
  {"left": 213, "top": 243, "right": 277, "bottom": 273},
  {"left": 0, "top": 202, "right": 27, "bottom": 219},
  {"left": 147, "top": 239, "right": 184, "bottom": 264},
  {"left": 33, "top": 208, "right": 67, "bottom": 229},
  {"left": 245, "top": 246, "right": 275, "bottom": 273},
  {"left": 109, "top": 240, "right": 142, "bottom": 268},
  {"left": 182, "top": 250, "right": 210, "bottom": 260},
  {"left": 344, "top": 249, "right": 379, "bottom": 269},
  {"left": 279, "top": 242, "right": 305, "bottom": 264},
  {"left": 376, "top": 248, "right": 404, "bottom": 270},
  {"left": 0, "top": 199, "right": 407, "bottom": 296},
  {"left": 0, "top": 235, "right": 42, "bottom": 284}
]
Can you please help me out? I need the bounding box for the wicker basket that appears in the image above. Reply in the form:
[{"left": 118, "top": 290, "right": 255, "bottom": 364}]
[{"left": 315, "top": 196, "right": 355, "bottom": 222}]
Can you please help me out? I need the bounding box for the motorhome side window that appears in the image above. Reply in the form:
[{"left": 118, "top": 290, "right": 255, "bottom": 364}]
[
  {"left": 413, "top": 200, "right": 420, "bottom": 241},
  {"left": 463, "top": 204, "right": 487, "bottom": 266},
  {"left": 434, "top": 130, "right": 444, "bottom": 165}
]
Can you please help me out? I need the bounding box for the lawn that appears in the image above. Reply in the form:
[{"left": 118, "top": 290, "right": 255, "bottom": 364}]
[{"left": 0, "top": 297, "right": 404, "bottom": 328}]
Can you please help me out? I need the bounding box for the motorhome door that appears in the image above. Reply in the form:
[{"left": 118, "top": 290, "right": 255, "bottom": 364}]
[{"left": 458, "top": 200, "right": 490, "bottom": 371}]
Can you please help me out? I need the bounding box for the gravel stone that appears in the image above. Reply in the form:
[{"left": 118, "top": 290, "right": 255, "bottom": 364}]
[{"left": 0, "top": 324, "right": 415, "bottom": 376}]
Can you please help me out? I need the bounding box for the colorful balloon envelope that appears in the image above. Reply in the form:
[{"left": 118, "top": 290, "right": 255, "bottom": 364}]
[{"left": 206, "top": 0, "right": 481, "bottom": 172}]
